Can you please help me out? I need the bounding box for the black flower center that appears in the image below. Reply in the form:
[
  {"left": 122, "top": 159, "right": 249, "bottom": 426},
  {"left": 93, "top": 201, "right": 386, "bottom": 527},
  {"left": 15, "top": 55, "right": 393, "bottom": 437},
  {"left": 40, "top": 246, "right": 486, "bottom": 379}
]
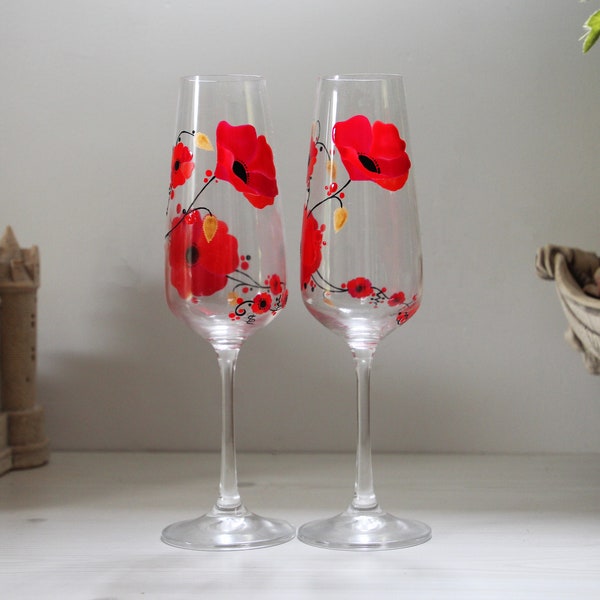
[
  {"left": 232, "top": 160, "right": 248, "bottom": 183},
  {"left": 258, "top": 298, "right": 268, "bottom": 308},
  {"left": 358, "top": 154, "right": 380, "bottom": 173},
  {"left": 173, "top": 160, "right": 180, "bottom": 172},
  {"left": 185, "top": 245, "right": 199, "bottom": 265}
]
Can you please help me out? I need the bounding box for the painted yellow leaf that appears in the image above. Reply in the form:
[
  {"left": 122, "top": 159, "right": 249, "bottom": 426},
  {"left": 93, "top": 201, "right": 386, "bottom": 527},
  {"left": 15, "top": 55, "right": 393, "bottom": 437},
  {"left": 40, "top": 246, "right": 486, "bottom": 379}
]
[
  {"left": 227, "top": 292, "right": 239, "bottom": 306},
  {"left": 195, "top": 131, "right": 214, "bottom": 151},
  {"left": 326, "top": 159, "right": 337, "bottom": 180},
  {"left": 203, "top": 215, "right": 218, "bottom": 242},
  {"left": 334, "top": 206, "right": 348, "bottom": 232}
]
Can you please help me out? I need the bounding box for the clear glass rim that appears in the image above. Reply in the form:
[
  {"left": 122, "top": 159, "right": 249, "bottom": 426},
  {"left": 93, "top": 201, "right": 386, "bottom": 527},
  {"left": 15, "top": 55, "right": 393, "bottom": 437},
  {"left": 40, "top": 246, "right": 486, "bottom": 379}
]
[
  {"left": 180, "top": 74, "right": 265, "bottom": 84},
  {"left": 319, "top": 73, "right": 405, "bottom": 83}
]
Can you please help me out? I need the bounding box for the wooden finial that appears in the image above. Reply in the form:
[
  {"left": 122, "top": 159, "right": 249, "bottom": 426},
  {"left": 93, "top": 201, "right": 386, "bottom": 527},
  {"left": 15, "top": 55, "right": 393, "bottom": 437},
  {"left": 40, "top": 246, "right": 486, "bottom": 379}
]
[
  {"left": 0, "top": 226, "right": 23, "bottom": 260},
  {"left": 0, "top": 227, "right": 39, "bottom": 290}
]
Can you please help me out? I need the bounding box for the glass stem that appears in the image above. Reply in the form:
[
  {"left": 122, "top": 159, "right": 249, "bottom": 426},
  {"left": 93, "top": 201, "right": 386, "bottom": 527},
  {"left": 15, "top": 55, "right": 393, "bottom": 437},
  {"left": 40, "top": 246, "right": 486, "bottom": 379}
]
[
  {"left": 215, "top": 346, "right": 242, "bottom": 511},
  {"left": 351, "top": 345, "right": 378, "bottom": 511}
]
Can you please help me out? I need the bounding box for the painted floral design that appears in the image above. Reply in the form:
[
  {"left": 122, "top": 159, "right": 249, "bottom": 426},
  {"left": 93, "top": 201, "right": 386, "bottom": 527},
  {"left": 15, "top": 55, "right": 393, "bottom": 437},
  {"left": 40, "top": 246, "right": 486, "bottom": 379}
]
[
  {"left": 269, "top": 273, "right": 283, "bottom": 295},
  {"left": 166, "top": 122, "right": 285, "bottom": 323},
  {"left": 214, "top": 121, "right": 278, "bottom": 209},
  {"left": 300, "top": 206, "right": 325, "bottom": 288},
  {"left": 252, "top": 292, "right": 272, "bottom": 314},
  {"left": 387, "top": 291, "right": 406, "bottom": 306},
  {"left": 301, "top": 114, "right": 418, "bottom": 326},
  {"left": 168, "top": 211, "right": 239, "bottom": 298},
  {"left": 306, "top": 136, "right": 318, "bottom": 187},
  {"left": 346, "top": 277, "right": 373, "bottom": 299},
  {"left": 332, "top": 115, "right": 411, "bottom": 192},
  {"left": 171, "top": 142, "right": 195, "bottom": 190}
]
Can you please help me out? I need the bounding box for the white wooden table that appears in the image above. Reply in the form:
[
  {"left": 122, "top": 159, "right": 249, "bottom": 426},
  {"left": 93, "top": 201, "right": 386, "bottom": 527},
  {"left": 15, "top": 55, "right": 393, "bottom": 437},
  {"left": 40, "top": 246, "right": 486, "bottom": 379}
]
[{"left": 1, "top": 452, "right": 599, "bottom": 599}]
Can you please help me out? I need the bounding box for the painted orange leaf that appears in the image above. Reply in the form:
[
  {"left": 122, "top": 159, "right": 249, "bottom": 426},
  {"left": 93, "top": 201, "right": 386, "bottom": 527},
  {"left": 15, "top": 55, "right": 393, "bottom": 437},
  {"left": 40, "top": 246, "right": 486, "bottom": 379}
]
[
  {"left": 326, "top": 159, "right": 337, "bottom": 180},
  {"left": 334, "top": 206, "right": 348, "bottom": 232},
  {"left": 203, "top": 215, "right": 219, "bottom": 242},
  {"left": 195, "top": 131, "right": 214, "bottom": 151},
  {"left": 323, "top": 293, "right": 335, "bottom": 307},
  {"left": 227, "top": 291, "right": 239, "bottom": 306}
]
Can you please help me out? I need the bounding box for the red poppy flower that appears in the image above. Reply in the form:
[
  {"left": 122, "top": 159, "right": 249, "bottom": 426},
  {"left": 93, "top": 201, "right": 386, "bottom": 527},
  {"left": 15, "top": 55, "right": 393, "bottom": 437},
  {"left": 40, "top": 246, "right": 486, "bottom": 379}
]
[
  {"left": 252, "top": 292, "right": 272, "bottom": 314},
  {"left": 306, "top": 136, "right": 318, "bottom": 187},
  {"left": 269, "top": 273, "right": 283, "bottom": 295},
  {"left": 346, "top": 277, "right": 373, "bottom": 298},
  {"left": 280, "top": 288, "right": 289, "bottom": 308},
  {"left": 387, "top": 291, "right": 406, "bottom": 306},
  {"left": 214, "top": 121, "right": 278, "bottom": 208},
  {"left": 171, "top": 142, "right": 195, "bottom": 189},
  {"left": 300, "top": 207, "right": 324, "bottom": 287},
  {"left": 168, "top": 212, "right": 239, "bottom": 298},
  {"left": 332, "top": 115, "right": 411, "bottom": 192}
]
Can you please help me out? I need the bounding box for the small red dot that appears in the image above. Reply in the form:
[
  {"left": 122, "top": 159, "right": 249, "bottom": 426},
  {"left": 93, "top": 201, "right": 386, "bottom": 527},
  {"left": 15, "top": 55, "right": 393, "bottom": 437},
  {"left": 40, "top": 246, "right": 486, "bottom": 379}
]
[
  {"left": 242, "top": 287, "right": 249, "bottom": 293},
  {"left": 176, "top": 203, "right": 182, "bottom": 214},
  {"left": 341, "top": 283, "right": 347, "bottom": 289},
  {"left": 241, "top": 261, "right": 249, "bottom": 270},
  {"left": 228, "top": 313, "right": 235, "bottom": 319},
  {"left": 205, "top": 169, "right": 213, "bottom": 177},
  {"left": 203, "top": 178, "right": 208, "bottom": 183},
  {"left": 339, "top": 192, "right": 345, "bottom": 199},
  {"left": 236, "top": 298, "right": 243, "bottom": 304}
]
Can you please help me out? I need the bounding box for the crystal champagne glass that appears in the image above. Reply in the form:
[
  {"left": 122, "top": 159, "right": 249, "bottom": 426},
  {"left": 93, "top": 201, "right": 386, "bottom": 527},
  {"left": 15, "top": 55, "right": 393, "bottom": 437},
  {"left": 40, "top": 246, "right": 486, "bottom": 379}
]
[
  {"left": 162, "top": 75, "right": 294, "bottom": 550},
  {"left": 298, "top": 74, "right": 431, "bottom": 550}
]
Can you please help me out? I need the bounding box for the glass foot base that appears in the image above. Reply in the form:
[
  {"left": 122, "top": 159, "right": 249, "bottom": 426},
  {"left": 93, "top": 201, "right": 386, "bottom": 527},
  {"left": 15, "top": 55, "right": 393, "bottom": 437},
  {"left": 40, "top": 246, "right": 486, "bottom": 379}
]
[
  {"left": 161, "top": 505, "right": 295, "bottom": 551},
  {"left": 297, "top": 505, "right": 431, "bottom": 551}
]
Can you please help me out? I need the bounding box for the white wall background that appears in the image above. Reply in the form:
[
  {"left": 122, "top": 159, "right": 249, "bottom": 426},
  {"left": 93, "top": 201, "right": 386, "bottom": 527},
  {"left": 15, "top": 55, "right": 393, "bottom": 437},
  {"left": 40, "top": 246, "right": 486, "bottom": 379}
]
[{"left": 1, "top": 0, "right": 599, "bottom": 453}]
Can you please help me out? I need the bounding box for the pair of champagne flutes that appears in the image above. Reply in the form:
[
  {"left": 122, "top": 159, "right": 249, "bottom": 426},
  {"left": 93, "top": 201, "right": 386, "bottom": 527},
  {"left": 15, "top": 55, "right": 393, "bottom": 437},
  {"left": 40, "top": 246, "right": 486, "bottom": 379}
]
[{"left": 163, "top": 73, "right": 430, "bottom": 552}]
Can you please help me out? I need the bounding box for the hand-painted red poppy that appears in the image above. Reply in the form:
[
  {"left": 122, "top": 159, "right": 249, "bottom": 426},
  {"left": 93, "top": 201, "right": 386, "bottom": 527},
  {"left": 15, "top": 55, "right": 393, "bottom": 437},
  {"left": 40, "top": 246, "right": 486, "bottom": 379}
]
[
  {"left": 332, "top": 115, "right": 411, "bottom": 192},
  {"left": 252, "top": 292, "right": 272, "bottom": 314},
  {"left": 214, "top": 121, "right": 278, "bottom": 208},
  {"left": 168, "top": 212, "right": 239, "bottom": 298},
  {"left": 269, "top": 273, "right": 283, "bottom": 295},
  {"left": 306, "top": 136, "right": 318, "bottom": 187},
  {"left": 300, "top": 207, "right": 324, "bottom": 288},
  {"left": 171, "top": 142, "right": 195, "bottom": 189},
  {"left": 387, "top": 291, "right": 406, "bottom": 306},
  {"left": 280, "top": 288, "right": 289, "bottom": 308},
  {"left": 346, "top": 277, "right": 373, "bottom": 298}
]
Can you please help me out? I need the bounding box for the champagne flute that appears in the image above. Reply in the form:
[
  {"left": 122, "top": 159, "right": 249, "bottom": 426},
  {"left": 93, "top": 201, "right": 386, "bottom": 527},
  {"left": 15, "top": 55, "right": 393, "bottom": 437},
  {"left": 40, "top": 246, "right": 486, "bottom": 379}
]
[
  {"left": 298, "top": 74, "right": 431, "bottom": 550},
  {"left": 162, "top": 75, "right": 294, "bottom": 550}
]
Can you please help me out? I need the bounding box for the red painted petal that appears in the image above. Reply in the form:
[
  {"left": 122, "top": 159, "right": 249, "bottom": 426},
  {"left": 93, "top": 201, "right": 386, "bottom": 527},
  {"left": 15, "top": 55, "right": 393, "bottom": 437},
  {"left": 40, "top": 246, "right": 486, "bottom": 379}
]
[
  {"left": 373, "top": 172, "right": 410, "bottom": 192},
  {"left": 216, "top": 121, "right": 257, "bottom": 158},
  {"left": 332, "top": 115, "right": 373, "bottom": 150},
  {"left": 197, "top": 219, "right": 239, "bottom": 275},
  {"left": 248, "top": 135, "right": 277, "bottom": 176}
]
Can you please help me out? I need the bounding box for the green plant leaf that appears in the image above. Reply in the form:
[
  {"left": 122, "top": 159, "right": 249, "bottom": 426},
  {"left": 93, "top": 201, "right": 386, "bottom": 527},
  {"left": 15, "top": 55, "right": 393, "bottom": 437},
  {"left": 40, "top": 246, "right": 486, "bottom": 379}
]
[{"left": 582, "top": 9, "right": 600, "bottom": 53}]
